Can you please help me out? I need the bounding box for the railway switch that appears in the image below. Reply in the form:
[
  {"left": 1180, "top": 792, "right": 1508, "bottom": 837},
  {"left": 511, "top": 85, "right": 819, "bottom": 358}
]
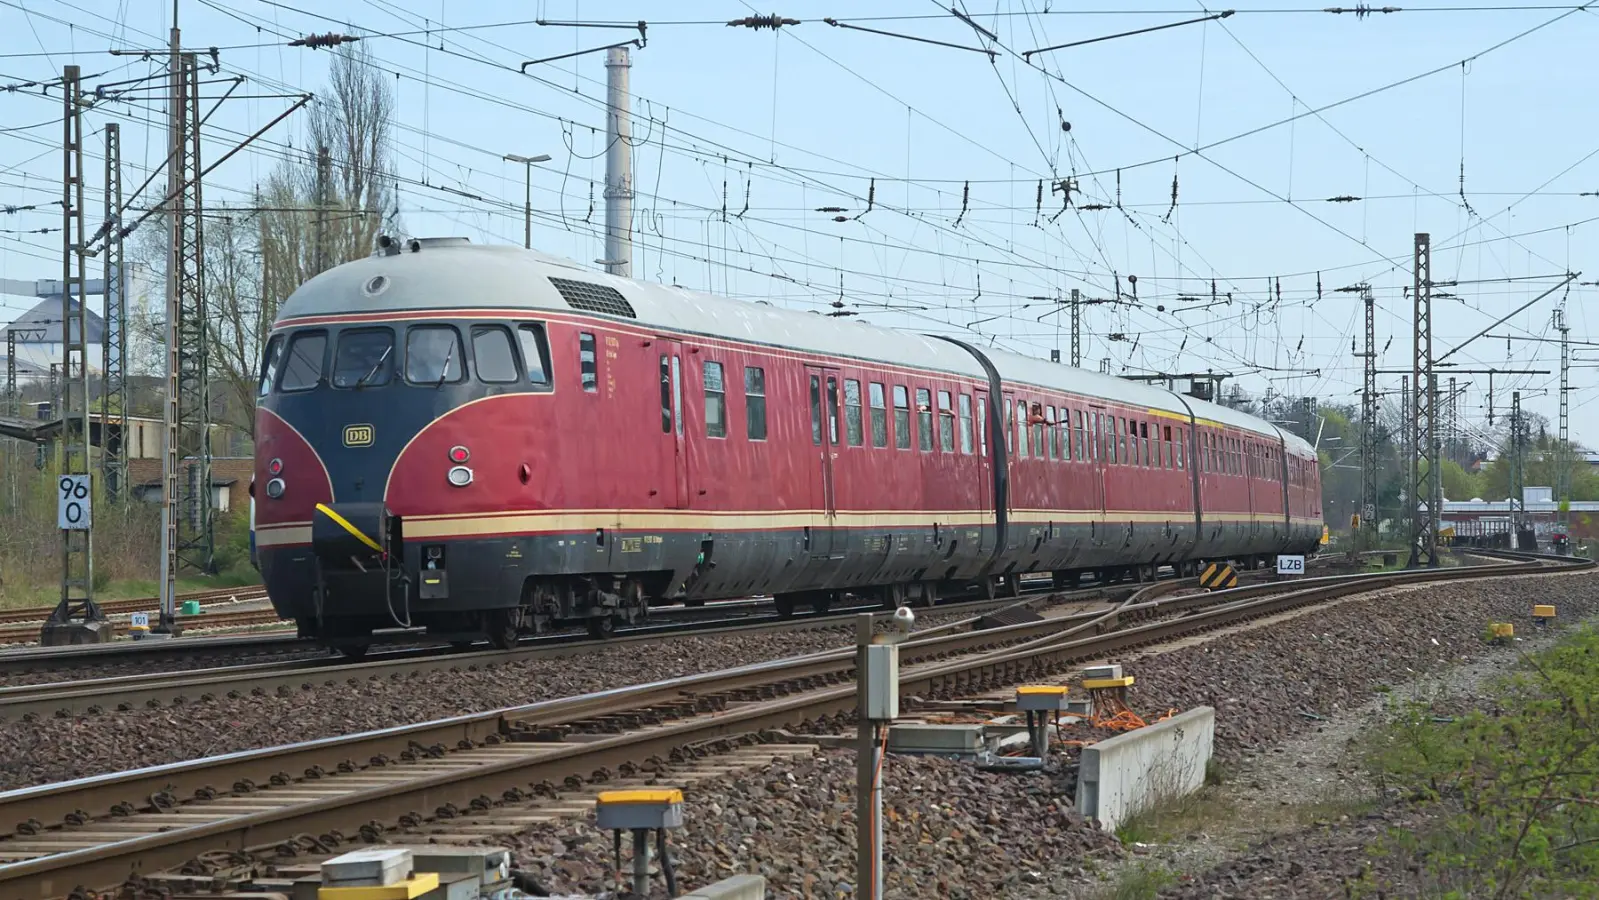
[
  {"left": 1016, "top": 685, "right": 1069, "bottom": 758},
  {"left": 596, "top": 788, "right": 683, "bottom": 897}
]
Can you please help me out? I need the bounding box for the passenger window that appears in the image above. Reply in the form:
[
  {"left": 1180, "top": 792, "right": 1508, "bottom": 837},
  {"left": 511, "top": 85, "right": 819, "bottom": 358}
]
[
  {"left": 404, "top": 325, "right": 463, "bottom": 385},
  {"left": 827, "top": 376, "right": 841, "bottom": 445},
  {"left": 958, "top": 394, "right": 973, "bottom": 454},
  {"left": 258, "top": 335, "right": 284, "bottom": 397},
  {"left": 868, "top": 382, "right": 888, "bottom": 447},
  {"left": 916, "top": 388, "right": 933, "bottom": 452},
  {"left": 517, "top": 324, "right": 552, "bottom": 385},
  {"left": 977, "top": 396, "right": 987, "bottom": 457},
  {"left": 1074, "top": 410, "right": 1085, "bottom": 460},
  {"left": 1031, "top": 403, "right": 1046, "bottom": 458},
  {"left": 745, "top": 366, "right": 767, "bottom": 440},
  {"left": 893, "top": 385, "right": 911, "bottom": 449},
  {"left": 704, "top": 361, "right": 726, "bottom": 438},
  {"left": 332, "top": 328, "right": 395, "bottom": 389},
  {"left": 937, "top": 391, "right": 954, "bottom": 452},
  {"left": 1176, "top": 430, "right": 1186, "bottom": 470},
  {"left": 471, "top": 326, "right": 519, "bottom": 384},
  {"left": 1047, "top": 406, "right": 1058, "bottom": 460},
  {"left": 579, "top": 333, "right": 598, "bottom": 392},
  {"left": 1015, "top": 400, "right": 1028, "bottom": 459},
  {"left": 810, "top": 375, "right": 824, "bottom": 445},
  {"left": 844, "top": 379, "right": 864, "bottom": 446},
  {"left": 280, "top": 330, "right": 328, "bottom": 392},
  {"left": 660, "top": 356, "right": 673, "bottom": 433}
]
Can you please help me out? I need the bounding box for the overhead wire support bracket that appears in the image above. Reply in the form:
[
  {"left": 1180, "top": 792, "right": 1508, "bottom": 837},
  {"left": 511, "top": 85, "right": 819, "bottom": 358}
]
[
  {"left": 823, "top": 19, "right": 995, "bottom": 59},
  {"left": 524, "top": 20, "right": 646, "bottom": 70},
  {"left": 1433, "top": 273, "right": 1578, "bottom": 365},
  {"left": 1023, "top": 10, "right": 1234, "bottom": 60},
  {"left": 948, "top": 7, "right": 998, "bottom": 43}
]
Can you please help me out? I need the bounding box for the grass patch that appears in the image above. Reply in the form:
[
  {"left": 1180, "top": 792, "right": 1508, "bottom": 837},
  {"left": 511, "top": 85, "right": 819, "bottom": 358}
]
[
  {"left": 1101, "top": 862, "right": 1176, "bottom": 900},
  {"left": 1114, "top": 786, "right": 1238, "bottom": 846},
  {"left": 1364, "top": 626, "right": 1599, "bottom": 897}
]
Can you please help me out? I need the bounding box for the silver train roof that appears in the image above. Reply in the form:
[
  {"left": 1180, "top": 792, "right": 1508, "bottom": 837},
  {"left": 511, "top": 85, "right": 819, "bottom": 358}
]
[{"left": 276, "top": 238, "right": 1314, "bottom": 457}]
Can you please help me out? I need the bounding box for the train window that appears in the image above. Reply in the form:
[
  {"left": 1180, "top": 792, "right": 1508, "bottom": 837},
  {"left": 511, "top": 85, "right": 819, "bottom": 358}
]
[
  {"left": 827, "top": 376, "right": 842, "bottom": 444},
  {"left": 1015, "top": 400, "right": 1027, "bottom": 459},
  {"left": 1045, "top": 407, "right": 1057, "bottom": 460},
  {"left": 917, "top": 388, "right": 933, "bottom": 452},
  {"left": 810, "top": 375, "right": 824, "bottom": 445},
  {"left": 745, "top": 367, "right": 767, "bottom": 440},
  {"left": 704, "top": 361, "right": 726, "bottom": 438},
  {"left": 1129, "top": 419, "right": 1140, "bottom": 466},
  {"left": 938, "top": 391, "right": 954, "bottom": 452},
  {"left": 1074, "top": 410, "right": 1085, "bottom": 461},
  {"left": 405, "top": 325, "right": 463, "bottom": 385},
  {"left": 1005, "top": 399, "right": 1014, "bottom": 453},
  {"left": 660, "top": 356, "right": 673, "bottom": 433},
  {"left": 977, "top": 396, "right": 987, "bottom": 456},
  {"left": 1176, "top": 429, "right": 1185, "bottom": 470},
  {"left": 516, "top": 325, "right": 552, "bottom": 385},
  {"left": 893, "top": 386, "right": 911, "bottom": 449},
  {"left": 332, "top": 328, "right": 395, "bottom": 389},
  {"left": 280, "top": 330, "right": 328, "bottom": 392},
  {"left": 578, "top": 333, "right": 598, "bottom": 392},
  {"left": 869, "top": 382, "right": 888, "bottom": 448},
  {"left": 1030, "top": 404, "right": 1045, "bottom": 458},
  {"left": 958, "top": 394, "right": 973, "bottom": 454},
  {"left": 844, "top": 379, "right": 864, "bottom": 447},
  {"left": 1116, "top": 417, "right": 1127, "bottom": 465},
  {"left": 471, "top": 326, "right": 519, "bottom": 384},
  {"left": 1141, "top": 422, "right": 1151, "bottom": 467},
  {"left": 258, "top": 335, "right": 284, "bottom": 397}
]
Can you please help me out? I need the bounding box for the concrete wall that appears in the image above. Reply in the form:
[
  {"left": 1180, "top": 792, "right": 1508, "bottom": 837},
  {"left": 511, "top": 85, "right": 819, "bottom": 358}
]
[
  {"left": 683, "top": 874, "right": 765, "bottom": 900},
  {"left": 1076, "top": 706, "right": 1215, "bottom": 831}
]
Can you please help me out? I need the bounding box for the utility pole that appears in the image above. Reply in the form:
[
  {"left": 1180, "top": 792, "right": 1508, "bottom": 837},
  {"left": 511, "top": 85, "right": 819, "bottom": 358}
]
[
  {"left": 1399, "top": 374, "right": 1410, "bottom": 540},
  {"left": 1510, "top": 390, "right": 1525, "bottom": 542},
  {"left": 159, "top": 47, "right": 212, "bottom": 635},
  {"left": 101, "top": 123, "right": 128, "bottom": 504},
  {"left": 1408, "top": 233, "right": 1440, "bottom": 568},
  {"left": 313, "top": 144, "right": 330, "bottom": 276},
  {"left": 1446, "top": 375, "right": 1458, "bottom": 468},
  {"left": 1354, "top": 284, "right": 1377, "bottom": 539},
  {"left": 601, "top": 46, "right": 633, "bottom": 277},
  {"left": 41, "top": 65, "right": 108, "bottom": 644},
  {"left": 1070, "top": 288, "right": 1082, "bottom": 367},
  {"left": 1555, "top": 305, "right": 1570, "bottom": 535}
]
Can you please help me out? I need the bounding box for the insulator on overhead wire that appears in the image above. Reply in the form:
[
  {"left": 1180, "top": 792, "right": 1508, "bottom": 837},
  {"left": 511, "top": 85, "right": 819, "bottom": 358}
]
[{"left": 729, "top": 14, "right": 800, "bottom": 30}]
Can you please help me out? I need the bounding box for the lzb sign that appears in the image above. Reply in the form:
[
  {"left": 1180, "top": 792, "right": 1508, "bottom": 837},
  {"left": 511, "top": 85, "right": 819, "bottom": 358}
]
[
  {"left": 58, "top": 475, "right": 91, "bottom": 530},
  {"left": 1276, "top": 554, "right": 1306, "bottom": 576}
]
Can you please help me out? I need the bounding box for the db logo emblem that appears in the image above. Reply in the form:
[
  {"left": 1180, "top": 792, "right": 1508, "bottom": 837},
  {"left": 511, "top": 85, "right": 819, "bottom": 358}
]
[{"left": 343, "top": 424, "right": 375, "bottom": 447}]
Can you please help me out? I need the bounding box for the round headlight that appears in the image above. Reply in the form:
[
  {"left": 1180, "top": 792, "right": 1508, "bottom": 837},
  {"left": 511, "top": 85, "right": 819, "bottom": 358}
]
[
  {"left": 265, "top": 477, "right": 286, "bottom": 499},
  {"left": 447, "top": 466, "right": 473, "bottom": 487}
]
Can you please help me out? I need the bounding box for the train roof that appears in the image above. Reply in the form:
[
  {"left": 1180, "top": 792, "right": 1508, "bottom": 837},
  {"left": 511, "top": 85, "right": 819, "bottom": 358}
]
[{"left": 277, "top": 238, "right": 1313, "bottom": 458}]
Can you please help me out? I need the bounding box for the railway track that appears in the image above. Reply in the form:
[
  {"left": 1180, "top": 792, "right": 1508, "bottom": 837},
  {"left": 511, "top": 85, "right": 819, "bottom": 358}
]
[
  {"left": 0, "top": 586, "right": 269, "bottom": 627},
  {"left": 0, "top": 606, "right": 287, "bottom": 645},
  {"left": 3, "top": 550, "right": 1580, "bottom": 896},
  {"left": 0, "top": 586, "right": 1124, "bottom": 720}
]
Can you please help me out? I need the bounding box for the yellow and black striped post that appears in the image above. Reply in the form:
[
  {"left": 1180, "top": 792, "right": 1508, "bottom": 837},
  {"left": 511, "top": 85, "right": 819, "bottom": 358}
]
[{"left": 1199, "top": 562, "right": 1238, "bottom": 590}]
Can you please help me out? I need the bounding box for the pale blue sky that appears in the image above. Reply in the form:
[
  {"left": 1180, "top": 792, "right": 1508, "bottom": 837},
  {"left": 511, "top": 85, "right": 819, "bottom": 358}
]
[{"left": 1, "top": 1, "right": 1595, "bottom": 447}]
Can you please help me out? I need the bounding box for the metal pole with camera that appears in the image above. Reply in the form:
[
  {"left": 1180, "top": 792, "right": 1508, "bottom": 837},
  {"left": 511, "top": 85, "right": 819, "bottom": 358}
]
[{"left": 856, "top": 605, "right": 914, "bottom": 900}]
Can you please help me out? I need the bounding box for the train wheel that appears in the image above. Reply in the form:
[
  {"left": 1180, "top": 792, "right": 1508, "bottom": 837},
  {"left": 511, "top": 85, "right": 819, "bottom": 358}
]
[
  {"left": 485, "top": 609, "right": 519, "bottom": 651},
  {"left": 774, "top": 595, "right": 797, "bottom": 618},
  {"left": 587, "top": 615, "right": 616, "bottom": 639},
  {"left": 812, "top": 596, "right": 832, "bottom": 615},
  {"left": 683, "top": 598, "right": 706, "bottom": 608},
  {"left": 335, "top": 643, "right": 369, "bottom": 660}
]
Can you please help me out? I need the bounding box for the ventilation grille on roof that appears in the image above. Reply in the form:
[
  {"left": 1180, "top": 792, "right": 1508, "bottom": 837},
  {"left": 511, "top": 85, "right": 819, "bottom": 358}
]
[{"left": 548, "top": 277, "right": 636, "bottom": 318}]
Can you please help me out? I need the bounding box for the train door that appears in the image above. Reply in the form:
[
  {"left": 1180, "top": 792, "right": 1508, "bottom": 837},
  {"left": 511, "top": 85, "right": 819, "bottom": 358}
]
[
  {"left": 659, "top": 342, "right": 689, "bottom": 509},
  {"left": 805, "top": 365, "right": 841, "bottom": 559}
]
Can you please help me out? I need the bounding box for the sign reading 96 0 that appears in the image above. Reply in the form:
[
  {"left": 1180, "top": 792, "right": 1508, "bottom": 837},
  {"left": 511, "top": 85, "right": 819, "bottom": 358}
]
[{"left": 58, "top": 474, "right": 91, "bottom": 530}]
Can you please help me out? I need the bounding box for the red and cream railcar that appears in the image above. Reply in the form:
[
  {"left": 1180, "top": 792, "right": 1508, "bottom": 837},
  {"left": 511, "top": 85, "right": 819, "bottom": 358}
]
[{"left": 253, "top": 236, "right": 1322, "bottom": 652}]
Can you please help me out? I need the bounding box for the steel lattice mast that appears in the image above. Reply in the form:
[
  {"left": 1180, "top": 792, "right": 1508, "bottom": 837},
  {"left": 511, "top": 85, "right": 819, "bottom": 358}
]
[{"left": 101, "top": 123, "right": 127, "bottom": 503}]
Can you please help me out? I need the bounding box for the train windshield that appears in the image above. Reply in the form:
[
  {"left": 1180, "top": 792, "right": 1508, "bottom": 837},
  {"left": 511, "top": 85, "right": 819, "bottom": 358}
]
[{"left": 332, "top": 328, "right": 395, "bottom": 388}]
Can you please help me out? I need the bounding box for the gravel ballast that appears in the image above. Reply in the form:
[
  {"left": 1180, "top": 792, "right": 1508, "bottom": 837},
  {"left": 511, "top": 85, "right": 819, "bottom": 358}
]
[{"left": 0, "top": 609, "right": 987, "bottom": 791}]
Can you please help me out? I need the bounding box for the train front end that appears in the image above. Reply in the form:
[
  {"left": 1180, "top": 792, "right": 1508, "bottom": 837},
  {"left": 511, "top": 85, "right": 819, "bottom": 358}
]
[{"left": 253, "top": 237, "right": 555, "bottom": 653}]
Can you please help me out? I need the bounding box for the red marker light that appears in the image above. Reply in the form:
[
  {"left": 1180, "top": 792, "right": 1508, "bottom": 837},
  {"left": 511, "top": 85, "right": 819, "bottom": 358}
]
[
  {"left": 449, "top": 446, "right": 470, "bottom": 464},
  {"left": 267, "top": 458, "right": 283, "bottom": 476}
]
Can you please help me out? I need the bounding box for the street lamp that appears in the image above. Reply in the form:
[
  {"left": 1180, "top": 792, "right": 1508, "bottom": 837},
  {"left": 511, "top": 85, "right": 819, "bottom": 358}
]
[{"left": 503, "top": 152, "right": 552, "bottom": 249}]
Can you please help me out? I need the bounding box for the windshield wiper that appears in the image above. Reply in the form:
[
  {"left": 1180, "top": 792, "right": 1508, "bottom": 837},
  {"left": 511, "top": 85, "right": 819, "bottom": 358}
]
[
  {"left": 433, "top": 341, "right": 456, "bottom": 390},
  {"left": 353, "top": 345, "right": 392, "bottom": 390}
]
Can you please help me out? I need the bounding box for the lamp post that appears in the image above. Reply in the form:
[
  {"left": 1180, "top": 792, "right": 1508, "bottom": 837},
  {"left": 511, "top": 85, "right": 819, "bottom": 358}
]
[{"left": 503, "top": 152, "right": 552, "bottom": 249}]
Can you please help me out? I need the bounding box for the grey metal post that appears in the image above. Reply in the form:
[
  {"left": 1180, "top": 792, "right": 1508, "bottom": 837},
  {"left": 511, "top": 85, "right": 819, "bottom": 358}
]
[
  {"left": 1556, "top": 306, "right": 1570, "bottom": 533},
  {"left": 503, "top": 153, "right": 551, "bottom": 250},
  {"left": 856, "top": 613, "right": 883, "bottom": 900},
  {"left": 1408, "top": 233, "right": 1439, "bottom": 568},
  {"left": 1069, "top": 288, "right": 1081, "bottom": 367},
  {"left": 1358, "top": 285, "right": 1377, "bottom": 538},
  {"left": 630, "top": 829, "right": 650, "bottom": 896},
  {"left": 102, "top": 123, "right": 127, "bottom": 504},
  {"left": 603, "top": 46, "right": 633, "bottom": 277}
]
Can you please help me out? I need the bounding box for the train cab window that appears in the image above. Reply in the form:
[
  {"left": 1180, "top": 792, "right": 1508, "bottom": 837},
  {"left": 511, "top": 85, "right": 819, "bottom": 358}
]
[
  {"left": 958, "top": 394, "right": 973, "bottom": 454},
  {"left": 516, "top": 324, "right": 552, "bottom": 385},
  {"left": 332, "top": 328, "right": 395, "bottom": 389},
  {"left": 704, "top": 361, "right": 726, "bottom": 438},
  {"left": 893, "top": 386, "right": 911, "bottom": 449},
  {"left": 745, "top": 366, "right": 767, "bottom": 440},
  {"left": 258, "top": 335, "right": 284, "bottom": 397},
  {"left": 471, "top": 326, "right": 519, "bottom": 384},
  {"left": 405, "top": 325, "right": 463, "bottom": 385},
  {"left": 869, "top": 382, "right": 888, "bottom": 447},
  {"left": 916, "top": 388, "right": 933, "bottom": 451},
  {"left": 279, "top": 330, "right": 328, "bottom": 392},
  {"left": 937, "top": 391, "right": 954, "bottom": 452},
  {"left": 578, "top": 333, "right": 598, "bottom": 392},
  {"left": 844, "top": 379, "right": 864, "bottom": 447}
]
